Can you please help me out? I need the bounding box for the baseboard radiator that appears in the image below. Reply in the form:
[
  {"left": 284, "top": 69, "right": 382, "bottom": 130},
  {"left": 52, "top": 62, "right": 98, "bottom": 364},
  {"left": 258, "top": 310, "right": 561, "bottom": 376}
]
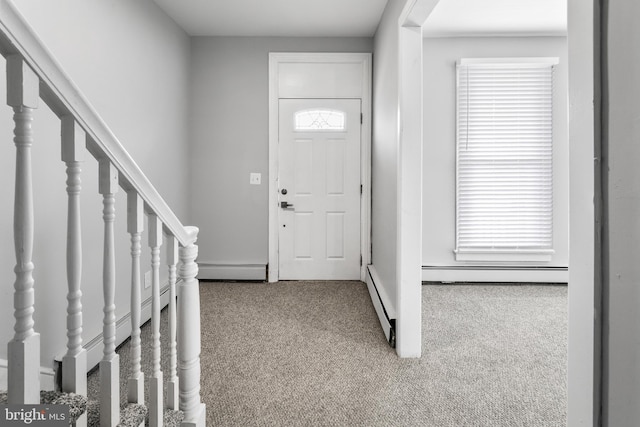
[
  {"left": 422, "top": 265, "right": 569, "bottom": 283},
  {"left": 198, "top": 263, "right": 267, "bottom": 281},
  {"left": 365, "top": 265, "right": 396, "bottom": 348}
]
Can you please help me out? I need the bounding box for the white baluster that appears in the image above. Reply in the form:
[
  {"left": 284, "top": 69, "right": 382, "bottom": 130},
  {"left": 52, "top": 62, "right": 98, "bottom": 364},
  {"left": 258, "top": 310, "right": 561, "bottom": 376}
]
[
  {"left": 6, "top": 54, "right": 40, "bottom": 405},
  {"left": 178, "top": 227, "right": 206, "bottom": 427},
  {"left": 149, "top": 214, "right": 163, "bottom": 427},
  {"left": 98, "top": 157, "right": 119, "bottom": 427},
  {"left": 127, "top": 192, "right": 144, "bottom": 404},
  {"left": 61, "top": 117, "right": 87, "bottom": 427},
  {"left": 166, "top": 234, "right": 179, "bottom": 410}
]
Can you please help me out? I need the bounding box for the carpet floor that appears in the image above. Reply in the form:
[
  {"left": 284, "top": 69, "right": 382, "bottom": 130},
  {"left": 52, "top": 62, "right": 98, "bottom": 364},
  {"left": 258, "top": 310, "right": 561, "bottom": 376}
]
[
  {"left": 199, "top": 281, "right": 566, "bottom": 427},
  {"left": 91, "top": 281, "right": 567, "bottom": 427}
]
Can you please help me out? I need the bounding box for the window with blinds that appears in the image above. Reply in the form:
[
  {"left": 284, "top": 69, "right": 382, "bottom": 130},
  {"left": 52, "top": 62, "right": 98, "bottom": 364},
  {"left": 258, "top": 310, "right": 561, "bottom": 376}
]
[{"left": 455, "top": 58, "right": 558, "bottom": 261}]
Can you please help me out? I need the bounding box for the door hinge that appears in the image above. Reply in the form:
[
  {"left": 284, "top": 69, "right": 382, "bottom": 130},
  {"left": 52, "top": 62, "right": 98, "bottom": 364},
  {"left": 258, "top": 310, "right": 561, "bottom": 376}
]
[
  {"left": 360, "top": 184, "right": 363, "bottom": 195},
  {"left": 360, "top": 255, "right": 362, "bottom": 266},
  {"left": 360, "top": 113, "right": 363, "bottom": 124}
]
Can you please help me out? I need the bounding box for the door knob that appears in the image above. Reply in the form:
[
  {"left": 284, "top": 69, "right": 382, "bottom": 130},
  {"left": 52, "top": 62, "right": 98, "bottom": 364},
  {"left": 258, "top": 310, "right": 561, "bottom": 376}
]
[{"left": 280, "top": 201, "right": 294, "bottom": 209}]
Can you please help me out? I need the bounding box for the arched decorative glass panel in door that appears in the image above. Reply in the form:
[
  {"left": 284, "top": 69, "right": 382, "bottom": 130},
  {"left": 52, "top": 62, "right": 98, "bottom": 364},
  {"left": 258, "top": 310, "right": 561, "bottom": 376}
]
[{"left": 294, "top": 109, "right": 346, "bottom": 131}]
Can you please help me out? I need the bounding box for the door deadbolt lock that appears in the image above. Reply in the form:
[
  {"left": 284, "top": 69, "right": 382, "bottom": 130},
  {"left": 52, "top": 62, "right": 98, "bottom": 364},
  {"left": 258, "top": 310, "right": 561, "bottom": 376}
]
[
  {"left": 281, "top": 189, "right": 288, "bottom": 195},
  {"left": 280, "top": 201, "right": 294, "bottom": 209}
]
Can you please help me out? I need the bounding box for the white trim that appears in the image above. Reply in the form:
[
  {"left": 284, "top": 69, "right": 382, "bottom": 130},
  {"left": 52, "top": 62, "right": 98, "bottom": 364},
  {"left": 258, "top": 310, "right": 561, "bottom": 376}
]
[
  {"left": 268, "top": 52, "right": 372, "bottom": 283},
  {"left": 422, "top": 266, "right": 568, "bottom": 283},
  {"left": 459, "top": 57, "right": 560, "bottom": 66},
  {"left": 84, "top": 281, "right": 173, "bottom": 371},
  {"left": 454, "top": 250, "right": 554, "bottom": 263},
  {"left": 395, "top": 2, "right": 429, "bottom": 358},
  {"left": 0, "top": 359, "right": 56, "bottom": 392},
  {"left": 365, "top": 266, "right": 395, "bottom": 346},
  {"left": 197, "top": 263, "right": 266, "bottom": 281},
  {"left": 567, "top": 0, "right": 597, "bottom": 423}
]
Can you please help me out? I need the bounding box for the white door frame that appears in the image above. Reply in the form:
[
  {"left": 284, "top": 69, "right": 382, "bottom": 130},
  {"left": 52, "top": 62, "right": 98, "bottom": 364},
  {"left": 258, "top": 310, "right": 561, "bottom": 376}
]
[
  {"left": 268, "top": 52, "right": 372, "bottom": 282},
  {"left": 399, "top": 0, "right": 598, "bottom": 422}
]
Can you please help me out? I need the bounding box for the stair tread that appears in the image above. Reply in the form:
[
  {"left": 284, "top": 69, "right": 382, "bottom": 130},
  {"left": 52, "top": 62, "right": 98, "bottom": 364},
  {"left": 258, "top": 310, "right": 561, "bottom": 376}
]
[
  {"left": 0, "top": 390, "right": 88, "bottom": 424},
  {"left": 0, "top": 391, "right": 183, "bottom": 427},
  {"left": 162, "top": 407, "right": 185, "bottom": 427},
  {"left": 86, "top": 399, "right": 183, "bottom": 427},
  {"left": 86, "top": 400, "right": 146, "bottom": 427}
]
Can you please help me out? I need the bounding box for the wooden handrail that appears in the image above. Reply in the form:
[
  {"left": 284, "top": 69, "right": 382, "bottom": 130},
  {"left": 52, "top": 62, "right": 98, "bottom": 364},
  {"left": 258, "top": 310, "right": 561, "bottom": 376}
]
[{"left": 0, "top": 0, "right": 196, "bottom": 247}]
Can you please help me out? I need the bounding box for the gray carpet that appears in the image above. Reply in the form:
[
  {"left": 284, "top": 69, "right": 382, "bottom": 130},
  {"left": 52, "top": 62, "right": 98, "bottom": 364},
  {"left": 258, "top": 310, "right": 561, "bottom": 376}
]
[
  {"left": 91, "top": 281, "right": 567, "bottom": 426},
  {"left": 198, "top": 281, "right": 567, "bottom": 427}
]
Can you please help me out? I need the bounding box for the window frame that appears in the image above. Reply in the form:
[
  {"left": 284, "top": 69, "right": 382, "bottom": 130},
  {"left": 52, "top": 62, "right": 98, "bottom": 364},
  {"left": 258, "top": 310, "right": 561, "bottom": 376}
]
[{"left": 454, "top": 57, "right": 559, "bottom": 263}]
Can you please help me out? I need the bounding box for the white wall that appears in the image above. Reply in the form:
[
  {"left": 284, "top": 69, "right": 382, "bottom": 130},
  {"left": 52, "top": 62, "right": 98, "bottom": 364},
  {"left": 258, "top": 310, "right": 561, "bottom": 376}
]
[
  {"left": 566, "top": 0, "right": 597, "bottom": 423},
  {"left": 189, "top": 36, "right": 372, "bottom": 275},
  {"left": 603, "top": 1, "right": 640, "bottom": 424},
  {"left": 0, "top": 0, "right": 191, "bottom": 369},
  {"left": 422, "top": 36, "right": 569, "bottom": 281}
]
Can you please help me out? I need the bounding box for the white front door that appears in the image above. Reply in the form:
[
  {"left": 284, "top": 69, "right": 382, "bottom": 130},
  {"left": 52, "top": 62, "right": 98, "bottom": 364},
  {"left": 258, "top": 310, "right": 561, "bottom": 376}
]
[{"left": 278, "top": 98, "right": 361, "bottom": 280}]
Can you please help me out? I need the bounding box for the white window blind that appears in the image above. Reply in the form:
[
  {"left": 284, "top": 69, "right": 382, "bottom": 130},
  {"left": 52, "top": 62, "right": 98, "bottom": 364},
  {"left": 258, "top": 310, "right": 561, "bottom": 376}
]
[{"left": 455, "top": 58, "right": 557, "bottom": 259}]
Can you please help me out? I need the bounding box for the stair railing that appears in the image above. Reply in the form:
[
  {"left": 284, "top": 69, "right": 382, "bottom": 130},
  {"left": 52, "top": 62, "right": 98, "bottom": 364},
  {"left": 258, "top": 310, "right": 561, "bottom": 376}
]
[{"left": 0, "top": 1, "right": 206, "bottom": 426}]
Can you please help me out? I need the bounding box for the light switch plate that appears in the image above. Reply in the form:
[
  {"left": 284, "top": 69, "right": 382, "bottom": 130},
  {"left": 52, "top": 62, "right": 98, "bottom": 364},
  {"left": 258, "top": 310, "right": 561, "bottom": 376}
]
[{"left": 250, "top": 172, "right": 261, "bottom": 185}]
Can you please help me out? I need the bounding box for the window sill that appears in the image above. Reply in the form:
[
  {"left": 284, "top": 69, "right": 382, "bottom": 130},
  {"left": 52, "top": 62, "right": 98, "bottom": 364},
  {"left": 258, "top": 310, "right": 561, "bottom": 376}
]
[{"left": 454, "top": 249, "right": 554, "bottom": 263}]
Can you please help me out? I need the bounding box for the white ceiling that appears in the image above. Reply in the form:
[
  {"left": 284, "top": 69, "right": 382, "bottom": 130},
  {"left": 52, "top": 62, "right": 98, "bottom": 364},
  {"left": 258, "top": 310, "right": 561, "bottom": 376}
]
[
  {"left": 152, "top": 0, "right": 389, "bottom": 37},
  {"left": 423, "top": 0, "right": 567, "bottom": 37},
  {"left": 152, "top": 0, "right": 567, "bottom": 39}
]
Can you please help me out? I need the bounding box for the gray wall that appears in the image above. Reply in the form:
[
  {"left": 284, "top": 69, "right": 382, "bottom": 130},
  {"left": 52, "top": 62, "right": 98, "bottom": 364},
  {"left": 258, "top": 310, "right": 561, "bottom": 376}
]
[
  {"left": 0, "top": 0, "right": 191, "bottom": 368},
  {"left": 604, "top": 0, "right": 640, "bottom": 424},
  {"left": 188, "top": 37, "right": 373, "bottom": 270},
  {"left": 422, "top": 36, "right": 569, "bottom": 275},
  {"left": 370, "top": 0, "right": 407, "bottom": 311}
]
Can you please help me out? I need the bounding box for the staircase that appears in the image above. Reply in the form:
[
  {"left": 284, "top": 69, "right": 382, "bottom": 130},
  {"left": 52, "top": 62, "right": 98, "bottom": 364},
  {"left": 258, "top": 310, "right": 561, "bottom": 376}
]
[{"left": 0, "top": 1, "right": 205, "bottom": 426}]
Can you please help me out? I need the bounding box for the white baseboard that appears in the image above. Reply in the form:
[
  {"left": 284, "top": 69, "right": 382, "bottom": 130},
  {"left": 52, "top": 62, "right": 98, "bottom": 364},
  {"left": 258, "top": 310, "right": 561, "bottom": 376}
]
[
  {"left": 198, "top": 263, "right": 266, "bottom": 281},
  {"left": 422, "top": 266, "right": 569, "bottom": 283},
  {"left": 83, "top": 282, "right": 172, "bottom": 372},
  {"left": 365, "top": 265, "right": 396, "bottom": 347},
  {"left": 0, "top": 358, "right": 56, "bottom": 392}
]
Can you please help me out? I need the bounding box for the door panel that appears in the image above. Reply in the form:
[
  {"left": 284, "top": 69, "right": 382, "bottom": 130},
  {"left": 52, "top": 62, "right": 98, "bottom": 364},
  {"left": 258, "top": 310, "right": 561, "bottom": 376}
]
[{"left": 278, "top": 99, "right": 361, "bottom": 280}]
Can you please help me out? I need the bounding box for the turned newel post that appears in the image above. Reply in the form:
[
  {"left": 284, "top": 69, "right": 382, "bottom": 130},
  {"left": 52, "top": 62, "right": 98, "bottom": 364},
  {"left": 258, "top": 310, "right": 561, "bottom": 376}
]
[
  {"left": 127, "top": 192, "right": 144, "bottom": 404},
  {"left": 61, "top": 117, "right": 87, "bottom": 408},
  {"left": 98, "top": 157, "right": 119, "bottom": 427},
  {"left": 178, "top": 227, "right": 206, "bottom": 427},
  {"left": 7, "top": 54, "right": 40, "bottom": 405}
]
